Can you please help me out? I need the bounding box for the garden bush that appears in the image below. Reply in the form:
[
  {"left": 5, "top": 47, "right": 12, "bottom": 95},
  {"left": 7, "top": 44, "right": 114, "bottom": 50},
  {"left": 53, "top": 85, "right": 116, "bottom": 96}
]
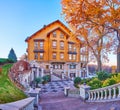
[
  {"left": 74, "top": 77, "right": 81, "bottom": 88},
  {"left": 34, "top": 77, "right": 42, "bottom": 87},
  {"left": 42, "top": 75, "right": 51, "bottom": 84},
  {"left": 97, "top": 71, "right": 110, "bottom": 81},
  {"left": 88, "top": 78, "right": 102, "bottom": 89},
  {"left": 102, "top": 78, "right": 116, "bottom": 87}
]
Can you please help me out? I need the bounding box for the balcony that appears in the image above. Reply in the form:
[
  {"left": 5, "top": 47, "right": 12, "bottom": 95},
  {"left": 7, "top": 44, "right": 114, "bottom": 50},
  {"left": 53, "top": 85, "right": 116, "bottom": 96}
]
[{"left": 33, "top": 49, "right": 44, "bottom": 53}]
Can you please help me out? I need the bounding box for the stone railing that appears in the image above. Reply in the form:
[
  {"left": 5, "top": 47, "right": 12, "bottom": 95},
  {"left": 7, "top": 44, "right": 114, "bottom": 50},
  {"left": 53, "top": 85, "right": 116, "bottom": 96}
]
[
  {"left": 64, "top": 87, "right": 80, "bottom": 98},
  {"left": 87, "top": 83, "right": 120, "bottom": 102},
  {"left": 0, "top": 97, "right": 35, "bottom": 110},
  {"left": 68, "top": 88, "right": 80, "bottom": 98}
]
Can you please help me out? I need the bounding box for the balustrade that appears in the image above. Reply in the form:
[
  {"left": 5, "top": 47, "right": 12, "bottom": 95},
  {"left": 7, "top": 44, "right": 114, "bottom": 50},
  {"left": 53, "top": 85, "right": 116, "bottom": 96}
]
[{"left": 87, "top": 83, "right": 120, "bottom": 102}]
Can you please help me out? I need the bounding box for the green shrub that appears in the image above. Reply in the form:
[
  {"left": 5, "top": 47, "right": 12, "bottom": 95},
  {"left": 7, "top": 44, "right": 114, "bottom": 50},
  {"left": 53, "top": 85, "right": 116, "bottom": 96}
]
[
  {"left": 74, "top": 77, "right": 81, "bottom": 88},
  {"left": 102, "top": 78, "right": 116, "bottom": 87},
  {"left": 42, "top": 75, "right": 51, "bottom": 84},
  {"left": 97, "top": 71, "right": 110, "bottom": 81},
  {"left": 34, "top": 77, "right": 42, "bottom": 87},
  {"left": 74, "top": 77, "right": 81, "bottom": 84},
  {"left": 88, "top": 78, "right": 102, "bottom": 89}
]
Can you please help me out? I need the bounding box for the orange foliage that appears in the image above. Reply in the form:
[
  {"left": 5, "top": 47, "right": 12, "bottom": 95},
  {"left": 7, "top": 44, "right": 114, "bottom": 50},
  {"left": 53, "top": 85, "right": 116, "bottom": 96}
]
[{"left": 61, "top": 0, "right": 120, "bottom": 71}]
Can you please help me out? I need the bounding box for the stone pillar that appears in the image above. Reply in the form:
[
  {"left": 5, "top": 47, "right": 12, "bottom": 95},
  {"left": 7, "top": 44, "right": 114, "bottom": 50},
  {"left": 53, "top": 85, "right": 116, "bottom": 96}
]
[
  {"left": 28, "top": 88, "right": 41, "bottom": 106},
  {"left": 75, "top": 69, "right": 77, "bottom": 77},
  {"left": 79, "top": 70, "right": 81, "bottom": 77},
  {"left": 41, "top": 68, "right": 44, "bottom": 77},
  {"left": 64, "top": 87, "right": 70, "bottom": 96},
  {"left": 80, "top": 85, "right": 91, "bottom": 100},
  {"left": 68, "top": 69, "right": 70, "bottom": 78},
  {"left": 37, "top": 67, "right": 39, "bottom": 78}
]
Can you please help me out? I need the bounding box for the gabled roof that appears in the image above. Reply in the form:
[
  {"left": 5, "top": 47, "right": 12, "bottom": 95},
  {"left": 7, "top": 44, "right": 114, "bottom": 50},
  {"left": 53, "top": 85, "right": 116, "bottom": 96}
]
[{"left": 25, "top": 20, "right": 71, "bottom": 42}]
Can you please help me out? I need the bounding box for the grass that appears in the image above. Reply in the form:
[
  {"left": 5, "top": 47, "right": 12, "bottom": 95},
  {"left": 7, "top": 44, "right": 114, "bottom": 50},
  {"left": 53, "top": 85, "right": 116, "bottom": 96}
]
[{"left": 0, "top": 64, "right": 27, "bottom": 103}]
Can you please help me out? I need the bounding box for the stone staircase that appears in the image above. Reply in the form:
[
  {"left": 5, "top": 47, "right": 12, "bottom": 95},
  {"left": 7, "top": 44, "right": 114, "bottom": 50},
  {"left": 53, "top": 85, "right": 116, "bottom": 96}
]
[{"left": 51, "top": 73, "right": 62, "bottom": 81}]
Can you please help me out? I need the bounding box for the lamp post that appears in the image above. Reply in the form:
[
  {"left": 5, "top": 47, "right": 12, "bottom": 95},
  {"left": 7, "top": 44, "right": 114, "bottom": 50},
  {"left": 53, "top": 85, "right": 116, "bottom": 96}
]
[
  {"left": 83, "top": 67, "right": 86, "bottom": 85},
  {"left": 50, "top": 65, "right": 53, "bottom": 75},
  {"left": 61, "top": 71, "right": 64, "bottom": 80}
]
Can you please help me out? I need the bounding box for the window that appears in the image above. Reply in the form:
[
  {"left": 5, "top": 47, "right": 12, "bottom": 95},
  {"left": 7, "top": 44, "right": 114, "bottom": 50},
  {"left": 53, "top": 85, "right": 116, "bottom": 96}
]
[
  {"left": 46, "top": 65, "right": 49, "bottom": 69},
  {"left": 68, "top": 44, "right": 72, "bottom": 51},
  {"left": 34, "top": 53, "right": 38, "bottom": 59},
  {"left": 60, "top": 65, "right": 62, "bottom": 69},
  {"left": 53, "top": 31, "right": 57, "bottom": 37},
  {"left": 52, "top": 41, "right": 57, "bottom": 48},
  {"left": 60, "top": 41, "right": 64, "bottom": 49},
  {"left": 73, "top": 47, "right": 76, "bottom": 51},
  {"left": 40, "top": 53, "right": 43, "bottom": 59},
  {"left": 40, "top": 42, "right": 44, "bottom": 49},
  {"left": 34, "top": 42, "right": 38, "bottom": 49},
  {"left": 60, "top": 32, "right": 64, "bottom": 38},
  {"left": 70, "top": 65, "right": 76, "bottom": 69},
  {"left": 73, "top": 55, "right": 76, "bottom": 60},
  {"left": 60, "top": 53, "right": 64, "bottom": 59},
  {"left": 69, "top": 54, "right": 72, "bottom": 60},
  {"left": 53, "top": 53, "right": 56, "bottom": 59}
]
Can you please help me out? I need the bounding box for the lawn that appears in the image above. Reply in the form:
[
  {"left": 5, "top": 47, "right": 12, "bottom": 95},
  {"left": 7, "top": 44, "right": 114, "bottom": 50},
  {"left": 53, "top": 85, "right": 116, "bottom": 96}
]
[{"left": 0, "top": 64, "right": 27, "bottom": 103}]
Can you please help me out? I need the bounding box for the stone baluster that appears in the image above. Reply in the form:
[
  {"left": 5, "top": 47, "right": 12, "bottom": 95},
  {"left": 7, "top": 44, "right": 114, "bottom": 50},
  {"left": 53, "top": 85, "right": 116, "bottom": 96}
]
[
  {"left": 104, "top": 89, "right": 107, "bottom": 100},
  {"left": 91, "top": 92, "right": 93, "bottom": 100},
  {"left": 117, "top": 86, "right": 120, "bottom": 98},
  {"left": 97, "top": 91, "right": 100, "bottom": 100},
  {"left": 88, "top": 92, "right": 91, "bottom": 100},
  {"left": 100, "top": 90, "right": 103, "bottom": 100},
  {"left": 93, "top": 92, "right": 96, "bottom": 100},
  {"left": 108, "top": 88, "right": 112, "bottom": 99},
  {"left": 113, "top": 87, "right": 116, "bottom": 98}
]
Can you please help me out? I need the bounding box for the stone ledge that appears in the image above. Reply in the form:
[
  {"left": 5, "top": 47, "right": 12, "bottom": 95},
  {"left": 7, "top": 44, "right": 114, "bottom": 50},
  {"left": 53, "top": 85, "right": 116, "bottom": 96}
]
[{"left": 0, "top": 97, "right": 35, "bottom": 110}]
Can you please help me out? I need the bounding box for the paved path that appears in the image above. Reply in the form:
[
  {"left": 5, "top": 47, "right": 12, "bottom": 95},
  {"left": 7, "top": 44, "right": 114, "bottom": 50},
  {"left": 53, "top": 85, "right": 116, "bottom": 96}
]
[
  {"left": 40, "top": 92, "right": 120, "bottom": 110},
  {"left": 39, "top": 81, "right": 120, "bottom": 110},
  {"left": 40, "top": 80, "right": 74, "bottom": 94}
]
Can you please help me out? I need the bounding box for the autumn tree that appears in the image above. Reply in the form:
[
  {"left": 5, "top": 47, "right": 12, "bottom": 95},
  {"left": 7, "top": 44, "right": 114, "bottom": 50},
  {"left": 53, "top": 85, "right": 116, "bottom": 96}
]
[
  {"left": 61, "top": 0, "right": 116, "bottom": 71},
  {"left": 102, "top": 0, "right": 120, "bottom": 72}
]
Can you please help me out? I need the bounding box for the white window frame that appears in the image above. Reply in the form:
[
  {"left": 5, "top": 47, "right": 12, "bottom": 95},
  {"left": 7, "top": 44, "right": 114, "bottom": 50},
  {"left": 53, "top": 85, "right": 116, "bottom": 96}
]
[
  {"left": 40, "top": 42, "right": 44, "bottom": 49},
  {"left": 40, "top": 53, "right": 43, "bottom": 59},
  {"left": 69, "top": 54, "right": 72, "bottom": 60}
]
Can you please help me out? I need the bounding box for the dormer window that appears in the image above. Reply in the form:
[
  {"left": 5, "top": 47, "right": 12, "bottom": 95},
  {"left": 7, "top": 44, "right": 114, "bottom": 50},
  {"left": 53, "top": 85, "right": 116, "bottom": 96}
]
[{"left": 53, "top": 31, "right": 57, "bottom": 37}]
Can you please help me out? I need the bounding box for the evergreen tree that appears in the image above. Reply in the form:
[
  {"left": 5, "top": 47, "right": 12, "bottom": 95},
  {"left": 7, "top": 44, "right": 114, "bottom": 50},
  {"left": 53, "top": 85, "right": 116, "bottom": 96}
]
[{"left": 8, "top": 48, "right": 17, "bottom": 62}]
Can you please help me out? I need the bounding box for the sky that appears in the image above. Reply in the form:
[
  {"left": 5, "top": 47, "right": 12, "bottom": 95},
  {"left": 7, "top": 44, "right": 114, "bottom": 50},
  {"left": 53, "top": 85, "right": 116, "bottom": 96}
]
[{"left": 0, "top": 0, "right": 117, "bottom": 66}]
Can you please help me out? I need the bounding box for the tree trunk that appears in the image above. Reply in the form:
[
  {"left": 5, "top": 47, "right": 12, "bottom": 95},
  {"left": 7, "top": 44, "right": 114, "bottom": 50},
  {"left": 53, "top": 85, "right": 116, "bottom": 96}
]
[
  {"left": 97, "top": 58, "right": 102, "bottom": 72},
  {"left": 117, "top": 30, "right": 120, "bottom": 73},
  {"left": 117, "top": 43, "right": 120, "bottom": 73}
]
